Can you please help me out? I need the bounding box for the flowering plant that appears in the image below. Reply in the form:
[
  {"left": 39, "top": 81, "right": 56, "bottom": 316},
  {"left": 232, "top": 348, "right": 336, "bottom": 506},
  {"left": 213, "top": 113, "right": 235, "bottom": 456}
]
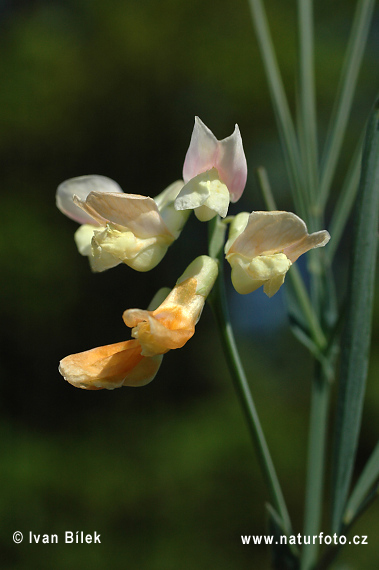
[{"left": 56, "top": 2, "right": 379, "bottom": 568}]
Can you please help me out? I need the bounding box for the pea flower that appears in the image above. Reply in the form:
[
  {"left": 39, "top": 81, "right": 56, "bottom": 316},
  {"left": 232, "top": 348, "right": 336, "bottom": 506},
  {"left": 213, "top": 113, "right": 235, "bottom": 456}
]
[
  {"left": 56, "top": 175, "right": 189, "bottom": 272},
  {"left": 175, "top": 117, "right": 247, "bottom": 222},
  {"left": 225, "top": 211, "right": 330, "bottom": 297},
  {"left": 58, "top": 255, "right": 218, "bottom": 390},
  {"left": 123, "top": 255, "right": 218, "bottom": 357}
]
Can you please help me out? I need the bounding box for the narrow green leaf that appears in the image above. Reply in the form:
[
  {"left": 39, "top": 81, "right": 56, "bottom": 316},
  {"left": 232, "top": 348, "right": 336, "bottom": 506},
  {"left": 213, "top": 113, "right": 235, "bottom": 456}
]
[
  {"left": 331, "top": 100, "right": 379, "bottom": 534},
  {"left": 266, "top": 504, "right": 299, "bottom": 570},
  {"left": 297, "top": 0, "right": 318, "bottom": 209},
  {"left": 326, "top": 139, "right": 362, "bottom": 265},
  {"left": 318, "top": 0, "right": 375, "bottom": 210},
  {"left": 255, "top": 166, "right": 276, "bottom": 211},
  {"left": 248, "top": 0, "right": 307, "bottom": 220},
  {"left": 301, "top": 366, "right": 331, "bottom": 570},
  {"left": 344, "top": 441, "right": 379, "bottom": 526}
]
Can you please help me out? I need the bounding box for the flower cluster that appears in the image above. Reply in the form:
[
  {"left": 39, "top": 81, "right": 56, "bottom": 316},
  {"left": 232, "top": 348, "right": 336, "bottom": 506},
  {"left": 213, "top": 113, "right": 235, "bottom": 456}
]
[{"left": 57, "top": 117, "right": 330, "bottom": 389}]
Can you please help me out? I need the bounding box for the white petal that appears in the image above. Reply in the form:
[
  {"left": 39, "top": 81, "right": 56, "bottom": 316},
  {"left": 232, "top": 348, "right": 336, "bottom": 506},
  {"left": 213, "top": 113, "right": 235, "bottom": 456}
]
[
  {"left": 154, "top": 180, "right": 189, "bottom": 238},
  {"left": 182, "top": 117, "right": 218, "bottom": 183},
  {"left": 283, "top": 230, "right": 331, "bottom": 262},
  {"left": 74, "top": 224, "right": 95, "bottom": 256},
  {"left": 202, "top": 178, "right": 230, "bottom": 218},
  {"left": 174, "top": 174, "right": 211, "bottom": 211},
  {"left": 154, "top": 180, "right": 184, "bottom": 209},
  {"left": 83, "top": 193, "right": 173, "bottom": 239},
  {"left": 263, "top": 274, "right": 287, "bottom": 297},
  {"left": 92, "top": 225, "right": 173, "bottom": 272},
  {"left": 175, "top": 168, "right": 229, "bottom": 220},
  {"left": 224, "top": 212, "right": 250, "bottom": 253},
  {"left": 56, "top": 175, "right": 123, "bottom": 225},
  {"left": 230, "top": 211, "right": 308, "bottom": 258}
]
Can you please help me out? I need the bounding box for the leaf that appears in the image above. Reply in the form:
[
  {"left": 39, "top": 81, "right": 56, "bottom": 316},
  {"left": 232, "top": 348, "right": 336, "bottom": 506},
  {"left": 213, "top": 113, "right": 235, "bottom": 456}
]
[
  {"left": 344, "top": 441, "right": 379, "bottom": 526},
  {"left": 330, "top": 100, "right": 379, "bottom": 534},
  {"left": 266, "top": 504, "right": 299, "bottom": 570}
]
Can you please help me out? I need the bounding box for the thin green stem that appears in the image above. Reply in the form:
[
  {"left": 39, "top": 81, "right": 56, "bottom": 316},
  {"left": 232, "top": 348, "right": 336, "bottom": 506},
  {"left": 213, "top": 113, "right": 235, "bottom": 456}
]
[
  {"left": 301, "top": 365, "right": 331, "bottom": 570},
  {"left": 208, "top": 218, "right": 292, "bottom": 535}
]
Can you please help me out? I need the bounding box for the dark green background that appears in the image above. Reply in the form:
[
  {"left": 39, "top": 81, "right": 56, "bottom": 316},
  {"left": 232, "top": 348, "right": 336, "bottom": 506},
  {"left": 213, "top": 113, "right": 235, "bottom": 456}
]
[{"left": 1, "top": 1, "right": 378, "bottom": 568}]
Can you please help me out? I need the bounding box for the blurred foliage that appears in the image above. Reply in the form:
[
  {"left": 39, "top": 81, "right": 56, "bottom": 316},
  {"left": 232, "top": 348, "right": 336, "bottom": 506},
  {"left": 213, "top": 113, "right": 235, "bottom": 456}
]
[{"left": 0, "top": 0, "right": 379, "bottom": 568}]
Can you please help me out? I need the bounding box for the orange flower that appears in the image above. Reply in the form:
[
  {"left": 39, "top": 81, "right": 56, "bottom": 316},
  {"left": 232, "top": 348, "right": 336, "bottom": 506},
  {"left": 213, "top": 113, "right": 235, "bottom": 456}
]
[
  {"left": 124, "top": 256, "right": 218, "bottom": 357},
  {"left": 58, "top": 256, "right": 218, "bottom": 390},
  {"left": 59, "top": 340, "right": 163, "bottom": 390}
]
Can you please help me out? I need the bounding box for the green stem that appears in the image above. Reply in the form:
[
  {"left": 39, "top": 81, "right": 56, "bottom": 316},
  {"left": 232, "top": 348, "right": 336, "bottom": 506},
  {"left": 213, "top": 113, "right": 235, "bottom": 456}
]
[
  {"left": 208, "top": 218, "right": 292, "bottom": 535},
  {"left": 301, "top": 365, "right": 331, "bottom": 570}
]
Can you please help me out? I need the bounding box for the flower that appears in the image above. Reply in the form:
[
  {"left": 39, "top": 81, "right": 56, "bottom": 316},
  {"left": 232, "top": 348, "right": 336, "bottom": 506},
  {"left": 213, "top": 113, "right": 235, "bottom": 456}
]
[
  {"left": 58, "top": 256, "right": 218, "bottom": 390},
  {"left": 175, "top": 117, "right": 247, "bottom": 222},
  {"left": 59, "top": 340, "right": 163, "bottom": 390},
  {"left": 123, "top": 255, "right": 218, "bottom": 356},
  {"left": 225, "top": 211, "right": 330, "bottom": 297},
  {"left": 56, "top": 175, "right": 189, "bottom": 272}
]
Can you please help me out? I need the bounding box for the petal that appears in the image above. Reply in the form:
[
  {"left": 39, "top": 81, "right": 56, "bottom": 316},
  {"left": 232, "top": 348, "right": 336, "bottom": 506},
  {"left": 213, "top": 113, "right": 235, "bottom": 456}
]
[
  {"left": 263, "top": 274, "right": 287, "bottom": 297},
  {"left": 122, "top": 353, "right": 163, "bottom": 387},
  {"left": 229, "top": 256, "right": 265, "bottom": 295},
  {"left": 183, "top": 117, "right": 218, "bottom": 183},
  {"left": 59, "top": 339, "right": 144, "bottom": 390},
  {"left": 154, "top": 180, "right": 190, "bottom": 238},
  {"left": 88, "top": 238, "right": 123, "bottom": 273},
  {"left": 198, "top": 173, "right": 230, "bottom": 219},
  {"left": 174, "top": 173, "right": 211, "bottom": 211},
  {"left": 74, "top": 224, "right": 95, "bottom": 256},
  {"left": 224, "top": 212, "right": 250, "bottom": 253},
  {"left": 176, "top": 255, "right": 218, "bottom": 298},
  {"left": 132, "top": 315, "right": 195, "bottom": 357},
  {"left": 229, "top": 211, "right": 309, "bottom": 258},
  {"left": 81, "top": 192, "right": 173, "bottom": 239},
  {"left": 283, "top": 230, "right": 331, "bottom": 262},
  {"left": 175, "top": 168, "right": 230, "bottom": 220},
  {"left": 92, "top": 225, "right": 172, "bottom": 272},
  {"left": 122, "top": 256, "right": 218, "bottom": 356},
  {"left": 154, "top": 180, "right": 185, "bottom": 210},
  {"left": 215, "top": 124, "right": 247, "bottom": 202},
  {"left": 56, "top": 175, "right": 123, "bottom": 225},
  {"left": 227, "top": 252, "right": 291, "bottom": 295}
]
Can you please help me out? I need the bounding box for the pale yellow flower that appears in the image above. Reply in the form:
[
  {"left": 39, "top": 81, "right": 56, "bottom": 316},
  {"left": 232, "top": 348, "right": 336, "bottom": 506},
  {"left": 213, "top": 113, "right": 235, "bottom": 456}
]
[
  {"left": 56, "top": 175, "right": 189, "bottom": 272},
  {"left": 225, "top": 211, "right": 330, "bottom": 297}
]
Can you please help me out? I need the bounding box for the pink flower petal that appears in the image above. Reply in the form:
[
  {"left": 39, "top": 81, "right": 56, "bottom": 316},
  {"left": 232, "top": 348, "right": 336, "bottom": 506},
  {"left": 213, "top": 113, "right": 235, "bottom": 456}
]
[
  {"left": 56, "top": 175, "right": 123, "bottom": 225},
  {"left": 215, "top": 124, "right": 247, "bottom": 202},
  {"left": 183, "top": 117, "right": 218, "bottom": 183}
]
